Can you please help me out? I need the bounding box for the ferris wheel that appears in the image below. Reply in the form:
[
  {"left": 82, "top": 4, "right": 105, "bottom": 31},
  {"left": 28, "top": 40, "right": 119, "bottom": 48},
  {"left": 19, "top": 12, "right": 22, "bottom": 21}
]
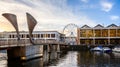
[
  {"left": 63, "top": 23, "right": 79, "bottom": 45},
  {"left": 63, "top": 23, "right": 79, "bottom": 37}
]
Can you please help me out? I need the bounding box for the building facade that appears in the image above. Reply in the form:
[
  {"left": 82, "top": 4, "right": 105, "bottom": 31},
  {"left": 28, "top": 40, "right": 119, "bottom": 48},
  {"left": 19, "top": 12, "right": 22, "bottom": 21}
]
[
  {"left": 1, "top": 31, "right": 65, "bottom": 42},
  {"left": 77, "top": 24, "right": 120, "bottom": 45}
]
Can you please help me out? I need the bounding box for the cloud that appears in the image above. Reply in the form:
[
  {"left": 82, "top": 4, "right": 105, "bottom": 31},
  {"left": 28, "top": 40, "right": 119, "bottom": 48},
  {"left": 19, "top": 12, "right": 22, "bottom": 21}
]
[
  {"left": 80, "top": 0, "right": 89, "bottom": 3},
  {"left": 0, "top": 0, "right": 97, "bottom": 32},
  {"left": 100, "top": 1, "right": 113, "bottom": 12},
  {"left": 110, "top": 15, "right": 119, "bottom": 21}
]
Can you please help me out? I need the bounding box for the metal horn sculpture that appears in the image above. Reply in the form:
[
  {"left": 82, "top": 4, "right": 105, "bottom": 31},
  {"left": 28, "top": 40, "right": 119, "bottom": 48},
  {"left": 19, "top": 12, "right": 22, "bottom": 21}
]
[
  {"left": 26, "top": 13, "right": 37, "bottom": 44},
  {"left": 2, "top": 13, "right": 20, "bottom": 40}
]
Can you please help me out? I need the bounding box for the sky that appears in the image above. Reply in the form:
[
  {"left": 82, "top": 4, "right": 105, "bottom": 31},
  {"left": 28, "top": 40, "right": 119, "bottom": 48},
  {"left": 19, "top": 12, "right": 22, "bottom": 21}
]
[{"left": 0, "top": 0, "right": 120, "bottom": 32}]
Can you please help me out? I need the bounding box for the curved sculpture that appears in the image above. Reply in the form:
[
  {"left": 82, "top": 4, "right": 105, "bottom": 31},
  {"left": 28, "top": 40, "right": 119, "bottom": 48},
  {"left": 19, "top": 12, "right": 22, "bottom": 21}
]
[
  {"left": 26, "top": 13, "right": 37, "bottom": 44},
  {"left": 2, "top": 13, "right": 20, "bottom": 40}
]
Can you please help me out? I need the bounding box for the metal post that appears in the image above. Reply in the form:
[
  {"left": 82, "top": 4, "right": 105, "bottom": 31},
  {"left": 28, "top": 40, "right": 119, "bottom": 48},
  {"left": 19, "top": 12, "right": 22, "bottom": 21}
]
[
  {"left": 108, "top": 28, "right": 110, "bottom": 45},
  {"left": 93, "top": 28, "right": 95, "bottom": 45}
]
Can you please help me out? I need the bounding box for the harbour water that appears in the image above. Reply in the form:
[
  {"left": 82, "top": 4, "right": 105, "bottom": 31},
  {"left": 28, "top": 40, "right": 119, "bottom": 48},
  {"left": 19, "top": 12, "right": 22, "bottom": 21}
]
[{"left": 0, "top": 50, "right": 120, "bottom": 67}]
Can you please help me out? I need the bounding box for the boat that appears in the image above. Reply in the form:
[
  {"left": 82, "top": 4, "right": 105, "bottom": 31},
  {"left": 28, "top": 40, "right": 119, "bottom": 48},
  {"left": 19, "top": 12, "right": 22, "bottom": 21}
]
[
  {"left": 90, "top": 46, "right": 103, "bottom": 51},
  {"left": 103, "top": 47, "right": 112, "bottom": 53},
  {"left": 112, "top": 47, "right": 120, "bottom": 53},
  {"left": 90, "top": 46, "right": 111, "bottom": 53}
]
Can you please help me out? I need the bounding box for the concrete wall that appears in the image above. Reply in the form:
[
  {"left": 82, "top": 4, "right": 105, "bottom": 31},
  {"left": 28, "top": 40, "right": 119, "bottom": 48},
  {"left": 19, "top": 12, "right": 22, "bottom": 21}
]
[{"left": 7, "top": 45, "right": 43, "bottom": 61}]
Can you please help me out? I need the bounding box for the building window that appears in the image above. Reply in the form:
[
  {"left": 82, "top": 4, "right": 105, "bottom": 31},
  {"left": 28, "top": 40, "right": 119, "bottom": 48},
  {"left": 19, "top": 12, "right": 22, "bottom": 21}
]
[
  {"left": 80, "top": 29, "right": 93, "bottom": 37},
  {"left": 48, "top": 34, "right": 50, "bottom": 38},
  {"left": 95, "top": 30, "right": 101, "bottom": 37},
  {"left": 41, "top": 34, "right": 43, "bottom": 38},
  {"left": 26, "top": 34, "right": 29, "bottom": 38},
  {"left": 38, "top": 34, "right": 40, "bottom": 38},
  {"left": 102, "top": 29, "right": 108, "bottom": 37},
  {"left": 80, "top": 30, "right": 86, "bottom": 37},
  {"left": 21, "top": 34, "right": 24, "bottom": 38},
  {"left": 110, "top": 29, "right": 116, "bottom": 37},
  {"left": 9, "top": 35, "right": 11, "bottom": 38},
  {"left": 51, "top": 34, "right": 55, "bottom": 38},
  {"left": 86, "top": 30, "right": 93, "bottom": 37},
  {"left": 117, "top": 29, "right": 120, "bottom": 37},
  {"left": 12, "top": 35, "right": 14, "bottom": 38},
  {"left": 46, "top": 34, "right": 50, "bottom": 38}
]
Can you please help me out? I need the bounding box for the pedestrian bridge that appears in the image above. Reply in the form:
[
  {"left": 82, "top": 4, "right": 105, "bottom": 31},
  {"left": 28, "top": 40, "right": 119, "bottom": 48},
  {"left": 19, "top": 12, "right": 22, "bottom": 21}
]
[
  {"left": 0, "top": 39, "right": 66, "bottom": 49},
  {"left": 0, "top": 13, "right": 68, "bottom": 61},
  {"left": 0, "top": 38, "right": 67, "bottom": 61}
]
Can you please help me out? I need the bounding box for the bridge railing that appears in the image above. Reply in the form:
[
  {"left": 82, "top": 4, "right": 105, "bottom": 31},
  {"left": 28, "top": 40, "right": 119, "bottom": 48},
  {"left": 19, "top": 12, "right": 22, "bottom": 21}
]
[
  {"left": 32, "top": 39, "right": 66, "bottom": 45},
  {"left": 0, "top": 39, "right": 67, "bottom": 47},
  {"left": 0, "top": 39, "right": 31, "bottom": 47}
]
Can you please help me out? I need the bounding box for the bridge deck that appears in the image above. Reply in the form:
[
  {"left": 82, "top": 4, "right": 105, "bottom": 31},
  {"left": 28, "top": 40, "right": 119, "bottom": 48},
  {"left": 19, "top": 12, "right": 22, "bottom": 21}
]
[{"left": 0, "top": 39, "right": 66, "bottom": 49}]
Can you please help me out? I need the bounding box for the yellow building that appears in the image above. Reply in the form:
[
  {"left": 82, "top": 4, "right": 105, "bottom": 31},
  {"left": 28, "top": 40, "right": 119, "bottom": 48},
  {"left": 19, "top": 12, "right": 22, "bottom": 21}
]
[{"left": 77, "top": 24, "right": 120, "bottom": 45}]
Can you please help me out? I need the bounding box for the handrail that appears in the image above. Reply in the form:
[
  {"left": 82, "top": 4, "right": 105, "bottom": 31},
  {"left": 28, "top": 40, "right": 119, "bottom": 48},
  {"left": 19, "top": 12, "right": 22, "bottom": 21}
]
[{"left": 0, "top": 39, "right": 66, "bottom": 48}]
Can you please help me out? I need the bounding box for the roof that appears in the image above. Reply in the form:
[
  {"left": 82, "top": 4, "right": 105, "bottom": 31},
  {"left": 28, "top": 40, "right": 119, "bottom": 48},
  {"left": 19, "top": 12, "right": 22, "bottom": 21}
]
[
  {"left": 80, "top": 24, "right": 119, "bottom": 29},
  {"left": 107, "top": 24, "right": 118, "bottom": 28},
  {"left": 3, "top": 31, "right": 63, "bottom": 34},
  {"left": 81, "top": 25, "right": 91, "bottom": 28},
  {"left": 94, "top": 24, "right": 104, "bottom": 28}
]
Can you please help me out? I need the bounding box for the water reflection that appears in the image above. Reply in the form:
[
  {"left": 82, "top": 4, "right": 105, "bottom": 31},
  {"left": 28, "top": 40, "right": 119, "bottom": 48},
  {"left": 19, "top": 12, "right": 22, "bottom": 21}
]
[
  {"left": 7, "top": 50, "right": 66, "bottom": 67},
  {"left": 43, "top": 51, "right": 61, "bottom": 66},
  {"left": 112, "top": 52, "right": 120, "bottom": 58},
  {"left": 0, "top": 60, "right": 7, "bottom": 67},
  {"left": 0, "top": 50, "right": 120, "bottom": 67},
  {"left": 77, "top": 51, "right": 120, "bottom": 67},
  {"left": 55, "top": 51, "right": 78, "bottom": 67},
  {"left": 0, "top": 50, "right": 7, "bottom": 67}
]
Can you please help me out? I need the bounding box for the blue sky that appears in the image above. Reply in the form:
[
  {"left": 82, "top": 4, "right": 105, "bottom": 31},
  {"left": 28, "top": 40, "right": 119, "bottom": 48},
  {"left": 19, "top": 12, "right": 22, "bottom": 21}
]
[
  {"left": 0, "top": 0, "right": 120, "bottom": 32},
  {"left": 67, "top": 0, "right": 120, "bottom": 25}
]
